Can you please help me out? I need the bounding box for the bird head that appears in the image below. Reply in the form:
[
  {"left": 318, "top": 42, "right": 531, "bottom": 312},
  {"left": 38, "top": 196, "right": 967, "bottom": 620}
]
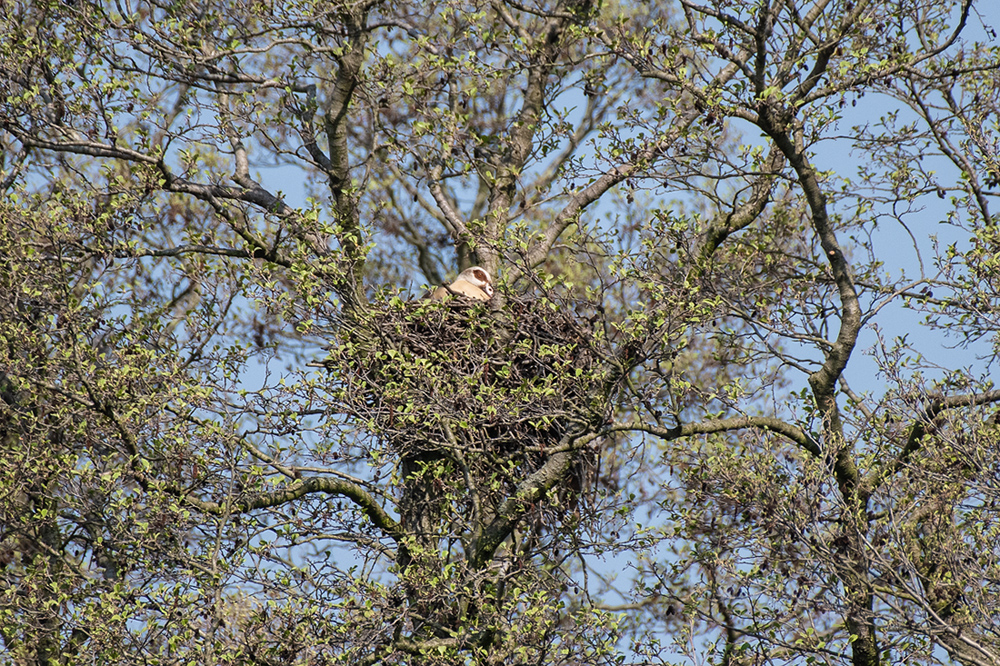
[{"left": 458, "top": 266, "right": 494, "bottom": 299}]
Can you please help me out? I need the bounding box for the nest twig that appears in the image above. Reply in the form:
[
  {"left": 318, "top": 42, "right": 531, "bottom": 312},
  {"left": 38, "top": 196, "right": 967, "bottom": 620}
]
[{"left": 320, "top": 296, "right": 613, "bottom": 504}]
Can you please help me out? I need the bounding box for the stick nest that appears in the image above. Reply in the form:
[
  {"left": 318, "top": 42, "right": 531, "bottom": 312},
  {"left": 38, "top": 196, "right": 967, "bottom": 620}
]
[{"left": 322, "top": 296, "right": 612, "bottom": 485}]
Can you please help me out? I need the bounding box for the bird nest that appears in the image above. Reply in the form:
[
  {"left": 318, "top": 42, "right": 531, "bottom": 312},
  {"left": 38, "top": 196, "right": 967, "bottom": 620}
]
[{"left": 321, "top": 295, "right": 613, "bottom": 497}]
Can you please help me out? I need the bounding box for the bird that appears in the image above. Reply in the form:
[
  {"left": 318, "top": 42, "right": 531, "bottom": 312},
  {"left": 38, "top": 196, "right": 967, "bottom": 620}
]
[{"left": 429, "top": 266, "right": 494, "bottom": 301}]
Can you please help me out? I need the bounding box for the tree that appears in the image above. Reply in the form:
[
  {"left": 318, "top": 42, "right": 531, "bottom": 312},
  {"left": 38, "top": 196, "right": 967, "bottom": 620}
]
[{"left": 1, "top": 0, "right": 998, "bottom": 664}]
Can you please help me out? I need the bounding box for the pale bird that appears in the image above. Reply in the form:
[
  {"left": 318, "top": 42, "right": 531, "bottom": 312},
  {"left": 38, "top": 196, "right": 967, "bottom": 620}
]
[{"left": 429, "top": 266, "right": 494, "bottom": 302}]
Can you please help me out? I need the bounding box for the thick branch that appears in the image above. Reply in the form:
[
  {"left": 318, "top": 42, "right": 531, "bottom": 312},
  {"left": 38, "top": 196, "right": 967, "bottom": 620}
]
[
  {"left": 324, "top": 17, "right": 366, "bottom": 207},
  {"left": 693, "top": 146, "right": 785, "bottom": 270},
  {"left": 758, "top": 97, "right": 877, "bottom": 664},
  {"left": 509, "top": 108, "right": 703, "bottom": 283},
  {"left": 179, "top": 476, "right": 402, "bottom": 542},
  {"left": 757, "top": 110, "right": 863, "bottom": 504},
  {"left": 616, "top": 416, "right": 820, "bottom": 456},
  {"left": 890, "top": 389, "right": 1000, "bottom": 475},
  {"left": 469, "top": 431, "right": 600, "bottom": 568},
  {"left": 314, "top": 12, "right": 370, "bottom": 307},
  {"left": 481, "top": 0, "right": 595, "bottom": 275}
]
